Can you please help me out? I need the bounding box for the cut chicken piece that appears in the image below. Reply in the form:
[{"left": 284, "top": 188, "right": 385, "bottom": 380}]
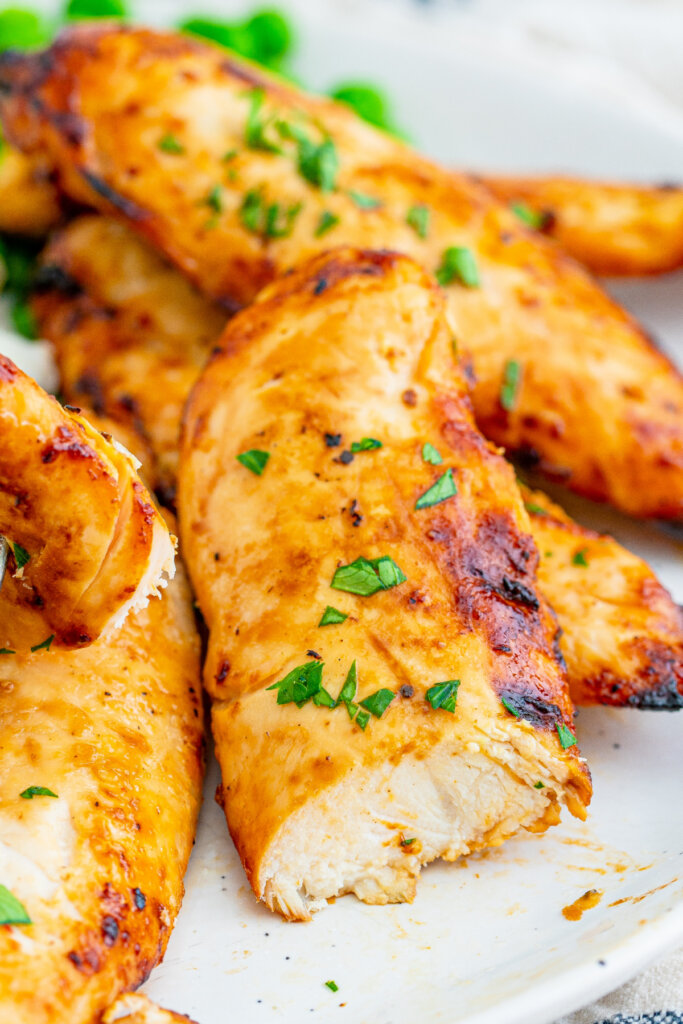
[
  {"left": 0, "top": 353, "right": 175, "bottom": 650},
  {"left": 0, "top": 545, "right": 204, "bottom": 1023},
  {"left": 179, "top": 248, "right": 591, "bottom": 921},
  {"left": 3, "top": 26, "right": 683, "bottom": 520},
  {"left": 480, "top": 174, "right": 683, "bottom": 277},
  {"left": 33, "top": 213, "right": 683, "bottom": 711},
  {"left": 32, "top": 215, "right": 226, "bottom": 502},
  {"left": 521, "top": 485, "right": 683, "bottom": 708},
  {"left": 0, "top": 147, "right": 60, "bottom": 236},
  {"left": 103, "top": 993, "right": 197, "bottom": 1023}
]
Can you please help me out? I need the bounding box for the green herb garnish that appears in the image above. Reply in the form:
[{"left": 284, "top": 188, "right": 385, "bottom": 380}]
[
  {"left": 329, "top": 83, "right": 400, "bottom": 134},
  {"left": 331, "top": 556, "right": 406, "bottom": 596},
  {"left": 401, "top": 836, "right": 417, "bottom": 846},
  {"left": 315, "top": 210, "right": 340, "bottom": 238},
  {"left": 20, "top": 786, "right": 57, "bottom": 799},
  {"left": 355, "top": 709, "right": 370, "bottom": 731},
  {"left": 0, "top": 8, "right": 49, "bottom": 50},
  {"left": 501, "top": 695, "right": 521, "bottom": 718},
  {"left": 337, "top": 660, "right": 358, "bottom": 705},
  {"left": 350, "top": 437, "right": 382, "bottom": 452},
  {"left": 425, "top": 679, "right": 460, "bottom": 712},
  {"left": 422, "top": 443, "right": 443, "bottom": 466},
  {"left": 406, "top": 203, "right": 430, "bottom": 239},
  {"left": 348, "top": 190, "right": 382, "bottom": 210},
  {"left": 240, "top": 189, "right": 302, "bottom": 239},
  {"left": 435, "top": 246, "right": 480, "bottom": 288},
  {"left": 245, "top": 89, "right": 282, "bottom": 154},
  {"left": 325, "top": 980, "right": 339, "bottom": 993},
  {"left": 572, "top": 548, "right": 589, "bottom": 567},
  {"left": 0, "top": 649, "right": 15, "bottom": 655},
  {"left": 201, "top": 185, "right": 223, "bottom": 214},
  {"left": 277, "top": 122, "right": 339, "bottom": 193},
  {"left": 313, "top": 686, "right": 337, "bottom": 708},
  {"left": 524, "top": 502, "right": 547, "bottom": 517},
  {"left": 534, "top": 781, "right": 545, "bottom": 789},
  {"left": 415, "top": 468, "right": 457, "bottom": 510},
  {"left": 267, "top": 660, "right": 324, "bottom": 705},
  {"left": 500, "top": 359, "right": 522, "bottom": 412},
  {"left": 318, "top": 606, "right": 348, "bottom": 627},
  {"left": 236, "top": 449, "right": 270, "bottom": 475},
  {"left": 12, "top": 543, "right": 29, "bottom": 570},
  {"left": 65, "top": 0, "right": 128, "bottom": 18},
  {"left": 510, "top": 201, "right": 549, "bottom": 231},
  {"left": 359, "top": 688, "right": 395, "bottom": 719},
  {"left": 30, "top": 635, "right": 54, "bottom": 653},
  {"left": 158, "top": 133, "right": 184, "bottom": 154},
  {"left": 0, "top": 884, "right": 31, "bottom": 926},
  {"left": 556, "top": 722, "right": 577, "bottom": 749}
]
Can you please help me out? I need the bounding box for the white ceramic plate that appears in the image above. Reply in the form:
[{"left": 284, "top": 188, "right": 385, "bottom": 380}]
[{"left": 4, "top": 4, "right": 683, "bottom": 1023}]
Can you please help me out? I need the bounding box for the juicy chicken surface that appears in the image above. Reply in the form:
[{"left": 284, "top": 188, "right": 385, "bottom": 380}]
[
  {"left": 0, "top": 553, "right": 204, "bottom": 1024},
  {"left": 522, "top": 485, "right": 683, "bottom": 708},
  {"left": 32, "top": 216, "right": 227, "bottom": 502},
  {"left": 2, "top": 28, "right": 683, "bottom": 520},
  {"left": 179, "top": 248, "right": 591, "bottom": 921},
  {"left": 0, "top": 146, "right": 60, "bottom": 236},
  {"left": 0, "top": 354, "right": 175, "bottom": 650},
  {"left": 35, "top": 214, "right": 683, "bottom": 710},
  {"left": 481, "top": 175, "right": 683, "bottom": 277},
  {"left": 103, "top": 993, "right": 197, "bottom": 1023}
]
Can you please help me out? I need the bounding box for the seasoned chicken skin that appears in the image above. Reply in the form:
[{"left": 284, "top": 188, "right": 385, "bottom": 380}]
[
  {"left": 3, "top": 26, "right": 683, "bottom": 520},
  {"left": 521, "top": 485, "right": 683, "bottom": 708},
  {"left": 0, "top": 146, "right": 60, "bottom": 236},
  {"left": 0, "top": 552, "right": 204, "bottom": 1024},
  {"left": 0, "top": 354, "right": 175, "bottom": 650},
  {"left": 35, "top": 214, "right": 683, "bottom": 710},
  {"left": 481, "top": 175, "right": 683, "bottom": 277},
  {"left": 32, "top": 216, "right": 226, "bottom": 501},
  {"left": 179, "top": 248, "right": 591, "bottom": 921}
]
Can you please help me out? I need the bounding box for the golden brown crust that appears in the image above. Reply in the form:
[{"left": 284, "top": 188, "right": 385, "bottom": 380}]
[
  {"left": 522, "top": 485, "right": 683, "bottom": 708},
  {"left": 3, "top": 26, "right": 683, "bottom": 519},
  {"left": 0, "top": 353, "right": 175, "bottom": 650},
  {"left": 102, "top": 992, "right": 197, "bottom": 1023},
  {"left": 480, "top": 174, "right": 683, "bottom": 277},
  {"left": 179, "top": 248, "right": 590, "bottom": 916},
  {"left": 0, "top": 553, "right": 204, "bottom": 1024},
  {"left": 0, "top": 146, "right": 61, "bottom": 236},
  {"left": 31, "top": 216, "right": 226, "bottom": 502}
]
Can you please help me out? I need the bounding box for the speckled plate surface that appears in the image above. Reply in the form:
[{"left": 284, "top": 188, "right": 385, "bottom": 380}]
[{"left": 4, "top": 3, "right": 683, "bottom": 1022}]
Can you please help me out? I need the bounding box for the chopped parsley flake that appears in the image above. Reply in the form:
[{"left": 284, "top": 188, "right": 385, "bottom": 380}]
[
  {"left": 556, "top": 722, "right": 577, "bottom": 749},
  {"left": 350, "top": 437, "right": 382, "bottom": 452},
  {"left": 401, "top": 836, "right": 417, "bottom": 846},
  {"left": 0, "top": 648, "right": 15, "bottom": 655},
  {"left": 572, "top": 548, "right": 589, "bottom": 567},
  {"left": 510, "top": 201, "right": 550, "bottom": 231},
  {"left": 236, "top": 449, "right": 270, "bottom": 475},
  {"left": 12, "top": 542, "right": 29, "bottom": 570},
  {"left": 422, "top": 442, "right": 443, "bottom": 465},
  {"left": 331, "top": 555, "right": 406, "bottom": 596},
  {"left": 425, "top": 679, "right": 460, "bottom": 713},
  {"left": 501, "top": 695, "right": 521, "bottom": 718},
  {"left": 315, "top": 210, "right": 340, "bottom": 238},
  {"left": 436, "top": 246, "right": 480, "bottom": 288},
  {"left": 524, "top": 502, "right": 548, "bottom": 517},
  {"left": 0, "top": 884, "right": 31, "bottom": 926},
  {"left": 348, "top": 190, "right": 382, "bottom": 210},
  {"left": 278, "top": 121, "right": 338, "bottom": 192},
  {"left": 20, "top": 786, "right": 57, "bottom": 799},
  {"left": 318, "top": 605, "right": 348, "bottom": 627},
  {"left": 415, "top": 468, "right": 457, "bottom": 510},
  {"left": 406, "top": 203, "right": 430, "bottom": 239},
  {"left": 534, "top": 780, "right": 545, "bottom": 789},
  {"left": 267, "top": 660, "right": 324, "bottom": 705},
  {"left": 325, "top": 981, "right": 339, "bottom": 993},
  {"left": 360, "top": 688, "right": 395, "bottom": 719},
  {"left": 337, "top": 660, "right": 358, "bottom": 705},
  {"left": 158, "top": 133, "right": 184, "bottom": 154},
  {"left": 240, "top": 189, "right": 302, "bottom": 239},
  {"left": 222, "top": 149, "right": 238, "bottom": 163},
  {"left": 202, "top": 185, "right": 223, "bottom": 214},
  {"left": 313, "top": 686, "right": 337, "bottom": 708},
  {"left": 500, "top": 359, "right": 522, "bottom": 412},
  {"left": 355, "top": 708, "right": 370, "bottom": 731},
  {"left": 245, "top": 89, "right": 282, "bottom": 153},
  {"left": 30, "top": 635, "right": 54, "bottom": 653}
]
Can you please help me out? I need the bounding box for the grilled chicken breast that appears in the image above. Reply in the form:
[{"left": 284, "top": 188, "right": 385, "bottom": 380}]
[
  {"left": 0, "top": 147, "right": 60, "bottom": 236},
  {"left": 35, "top": 214, "right": 683, "bottom": 710},
  {"left": 103, "top": 993, "right": 197, "bottom": 1023},
  {"left": 521, "top": 485, "right": 683, "bottom": 708},
  {"left": 0, "top": 354, "right": 175, "bottom": 650},
  {"left": 2, "top": 27, "right": 683, "bottom": 520},
  {"left": 481, "top": 175, "right": 683, "bottom": 277},
  {"left": 179, "top": 248, "right": 591, "bottom": 920},
  {"left": 0, "top": 551, "right": 204, "bottom": 1023},
  {"left": 32, "top": 216, "right": 226, "bottom": 502}
]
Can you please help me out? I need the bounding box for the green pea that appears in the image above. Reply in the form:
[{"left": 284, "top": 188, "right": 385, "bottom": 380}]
[
  {"left": 64, "top": 0, "right": 128, "bottom": 18},
  {"left": 0, "top": 8, "right": 50, "bottom": 51}
]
